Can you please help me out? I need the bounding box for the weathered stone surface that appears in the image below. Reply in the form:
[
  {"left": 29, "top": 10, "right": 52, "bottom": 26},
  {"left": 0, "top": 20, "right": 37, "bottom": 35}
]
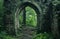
[{"left": 4, "top": 0, "right": 60, "bottom": 39}]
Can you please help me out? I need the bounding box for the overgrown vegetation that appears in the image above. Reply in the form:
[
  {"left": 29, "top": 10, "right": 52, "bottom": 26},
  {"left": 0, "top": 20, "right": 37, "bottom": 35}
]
[
  {"left": 0, "top": 0, "right": 4, "bottom": 31},
  {"left": 0, "top": 0, "right": 60, "bottom": 39},
  {"left": 19, "top": 6, "right": 37, "bottom": 27},
  {"left": 0, "top": 31, "right": 16, "bottom": 39},
  {"left": 33, "top": 32, "right": 54, "bottom": 39},
  {"left": 0, "top": 31, "right": 53, "bottom": 39}
]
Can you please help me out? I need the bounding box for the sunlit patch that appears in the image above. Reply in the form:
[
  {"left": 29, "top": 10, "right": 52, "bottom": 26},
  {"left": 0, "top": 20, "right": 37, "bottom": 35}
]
[
  {"left": 25, "top": 6, "right": 37, "bottom": 27},
  {"left": 19, "top": 6, "right": 37, "bottom": 27}
]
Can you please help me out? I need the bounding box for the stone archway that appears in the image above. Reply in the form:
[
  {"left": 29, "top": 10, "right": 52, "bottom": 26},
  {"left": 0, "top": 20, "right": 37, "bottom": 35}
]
[
  {"left": 14, "top": 2, "right": 41, "bottom": 39},
  {"left": 4, "top": 0, "right": 60, "bottom": 39}
]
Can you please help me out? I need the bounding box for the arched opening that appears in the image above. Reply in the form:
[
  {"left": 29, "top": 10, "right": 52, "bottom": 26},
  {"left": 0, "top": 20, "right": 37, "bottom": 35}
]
[
  {"left": 26, "top": 6, "right": 37, "bottom": 27},
  {"left": 15, "top": 2, "right": 40, "bottom": 35},
  {"left": 15, "top": 2, "right": 40, "bottom": 34},
  {"left": 19, "top": 6, "right": 37, "bottom": 27}
]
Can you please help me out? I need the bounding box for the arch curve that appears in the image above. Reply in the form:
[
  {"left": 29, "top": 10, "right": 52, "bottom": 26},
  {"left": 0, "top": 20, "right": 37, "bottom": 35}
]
[
  {"left": 19, "top": 2, "right": 40, "bottom": 14},
  {"left": 14, "top": 2, "right": 41, "bottom": 34}
]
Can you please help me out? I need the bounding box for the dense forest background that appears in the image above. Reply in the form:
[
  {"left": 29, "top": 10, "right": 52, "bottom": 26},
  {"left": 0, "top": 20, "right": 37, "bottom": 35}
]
[{"left": 0, "top": 0, "right": 60, "bottom": 39}]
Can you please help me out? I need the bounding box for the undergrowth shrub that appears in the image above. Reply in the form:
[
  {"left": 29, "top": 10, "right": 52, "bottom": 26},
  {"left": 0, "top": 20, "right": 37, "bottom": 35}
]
[
  {"left": 33, "top": 32, "right": 53, "bottom": 39},
  {"left": 0, "top": 31, "right": 16, "bottom": 39}
]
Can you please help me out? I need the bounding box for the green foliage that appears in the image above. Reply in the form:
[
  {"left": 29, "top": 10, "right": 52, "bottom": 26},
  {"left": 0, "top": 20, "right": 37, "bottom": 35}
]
[
  {"left": 26, "top": 6, "right": 37, "bottom": 27},
  {"left": 33, "top": 32, "right": 53, "bottom": 39},
  {"left": 0, "top": 31, "right": 16, "bottom": 39},
  {"left": 19, "top": 11, "right": 23, "bottom": 25},
  {"left": 19, "top": 6, "right": 37, "bottom": 27},
  {"left": 0, "top": 0, "right": 4, "bottom": 15},
  {"left": 0, "top": 0, "right": 4, "bottom": 31}
]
